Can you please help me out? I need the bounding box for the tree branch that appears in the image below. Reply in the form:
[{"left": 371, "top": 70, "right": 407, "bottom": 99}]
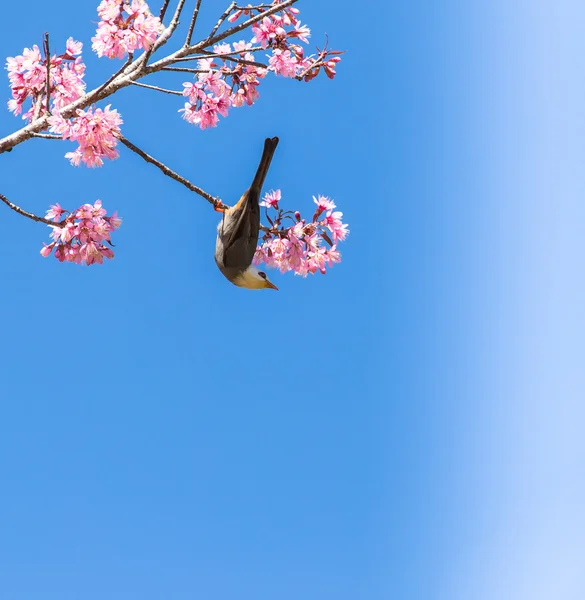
[
  {"left": 31, "top": 133, "right": 61, "bottom": 139},
  {"left": 43, "top": 32, "right": 51, "bottom": 115},
  {"left": 94, "top": 53, "right": 134, "bottom": 96},
  {"left": 185, "top": 0, "right": 204, "bottom": 46},
  {"left": 208, "top": 2, "right": 237, "bottom": 40},
  {"left": 161, "top": 66, "right": 236, "bottom": 75},
  {"left": 0, "top": 192, "right": 61, "bottom": 227},
  {"left": 196, "top": 49, "right": 268, "bottom": 68},
  {"left": 177, "top": 46, "right": 265, "bottom": 61},
  {"left": 118, "top": 135, "right": 222, "bottom": 208},
  {"left": 129, "top": 80, "right": 184, "bottom": 95},
  {"left": 150, "top": 0, "right": 188, "bottom": 56},
  {"left": 159, "top": 0, "right": 172, "bottom": 22}
]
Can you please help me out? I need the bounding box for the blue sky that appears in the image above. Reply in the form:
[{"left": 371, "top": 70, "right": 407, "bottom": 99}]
[{"left": 1, "top": 1, "right": 585, "bottom": 599}]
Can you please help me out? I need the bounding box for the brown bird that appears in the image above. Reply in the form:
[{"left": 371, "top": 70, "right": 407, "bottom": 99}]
[{"left": 214, "top": 137, "right": 279, "bottom": 290}]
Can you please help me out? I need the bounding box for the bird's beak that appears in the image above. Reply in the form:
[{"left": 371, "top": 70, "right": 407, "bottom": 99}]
[{"left": 265, "top": 280, "right": 279, "bottom": 291}]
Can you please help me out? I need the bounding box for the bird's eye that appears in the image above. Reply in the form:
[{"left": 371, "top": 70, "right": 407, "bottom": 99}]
[{"left": 258, "top": 271, "right": 267, "bottom": 279}]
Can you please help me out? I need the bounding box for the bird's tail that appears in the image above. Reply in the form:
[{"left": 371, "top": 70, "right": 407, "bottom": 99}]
[{"left": 250, "top": 137, "right": 279, "bottom": 196}]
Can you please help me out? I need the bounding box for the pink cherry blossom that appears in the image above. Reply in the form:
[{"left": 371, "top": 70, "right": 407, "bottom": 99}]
[
  {"left": 92, "top": 0, "right": 163, "bottom": 59},
  {"left": 40, "top": 243, "right": 54, "bottom": 257},
  {"left": 291, "top": 22, "right": 311, "bottom": 43},
  {"left": 180, "top": 89, "right": 230, "bottom": 130},
  {"left": 268, "top": 49, "right": 298, "bottom": 78},
  {"left": 251, "top": 16, "right": 286, "bottom": 48},
  {"left": 213, "top": 43, "right": 232, "bottom": 54},
  {"left": 6, "top": 39, "right": 86, "bottom": 120},
  {"left": 260, "top": 189, "right": 281, "bottom": 209},
  {"left": 228, "top": 8, "right": 245, "bottom": 23},
  {"left": 313, "top": 195, "right": 336, "bottom": 212},
  {"left": 175, "top": 4, "right": 340, "bottom": 129},
  {"left": 48, "top": 104, "right": 123, "bottom": 167},
  {"left": 233, "top": 40, "right": 253, "bottom": 52},
  {"left": 323, "top": 210, "right": 349, "bottom": 242},
  {"left": 40, "top": 200, "right": 122, "bottom": 266},
  {"left": 66, "top": 38, "right": 83, "bottom": 56},
  {"left": 45, "top": 203, "right": 65, "bottom": 222},
  {"left": 253, "top": 189, "right": 348, "bottom": 277}
]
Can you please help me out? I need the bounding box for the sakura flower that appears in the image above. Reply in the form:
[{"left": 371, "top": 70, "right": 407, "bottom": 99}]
[
  {"left": 313, "top": 195, "right": 336, "bottom": 212},
  {"left": 260, "top": 189, "right": 281, "bottom": 209},
  {"left": 213, "top": 43, "right": 232, "bottom": 54},
  {"left": 96, "top": 0, "right": 122, "bottom": 21},
  {"left": 323, "top": 210, "right": 349, "bottom": 242},
  {"left": 268, "top": 49, "right": 298, "bottom": 78},
  {"left": 251, "top": 16, "right": 286, "bottom": 48},
  {"left": 233, "top": 40, "right": 253, "bottom": 52},
  {"left": 292, "top": 22, "right": 311, "bottom": 43},
  {"left": 324, "top": 246, "right": 342, "bottom": 266},
  {"left": 45, "top": 203, "right": 65, "bottom": 222},
  {"left": 307, "top": 245, "right": 328, "bottom": 274},
  {"left": 65, "top": 38, "right": 83, "bottom": 56},
  {"left": 92, "top": 0, "right": 163, "bottom": 59},
  {"left": 6, "top": 39, "right": 86, "bottom": 120},
  {"left": 40, "top": 200, "right": 121, "bottom": 266},
  {"left": 254, "top": 190, "right": 348, "bottom": 277},
  {"left": 40, "top": 243, "right": 54, "bottom": 258},
  {"left": 49, "top": 105, "right": 123, "bottom": 167},
  {"left": 228, "top": 10, "right": 243, "bottom": 23}
]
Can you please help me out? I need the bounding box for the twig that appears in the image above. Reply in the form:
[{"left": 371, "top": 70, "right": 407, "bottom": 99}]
[
  {"left": 260, "top": 224, "right": 288, "bottom": 238},
  {"left": 204, "top": 0, "right": 297, "bottom": 47},
  {"left": 170, "top": 0, "right": 188, "bottom": 30},
  {"left": 0, "top": 192, "right": 61, "bottom": 227},
  {"left": 235, "top": 3, "right": 273, "bottom": 9},
  {"left": 161, "top": 66, "right": 226, "bottom": 74},
  {"left": 31, "top": 133, "right": 61, "bottom": 139},
  {"left": 177, "top": 47, "right": 265, "bottom": 61},
  {"left": 159, "top": 0, "right": 172, "bottom": 21},
  {"left": 208, "top": 2, "right": 237, "bottom": 40},
  {"left": 43, "top": 32, "right": 51, "bottom": 115},
  {"left": 295, "top": 49, "right": 329, "bottom": 81},
  {"left": 196, "top": 50, "right": 268, "bottom": 68},
  {"left": 150, "top": 0, "right": 188, "bottom": 56},
  {"left": 129, "top": 81, "right": 184, "bottom": 96},
  {"left": 174, "top": 54, "right": 267, "bottom": 68},
  {"left": 118, "top": 135, "right": 221, "bottom": 208},
  {"left": 32, "top": 96, "right": 43, "bottom": 122},
  {"left": 185, "top": 0, "right": 204, "bottom": 46},
  {"left": 94, "top": 54, "right": 134, "bottom": 96},
  {"left": 143, "top": 0, "right": 187, "bottom": 67}
]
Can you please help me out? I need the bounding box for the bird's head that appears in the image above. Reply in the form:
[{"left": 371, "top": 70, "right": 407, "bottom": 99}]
[{"left": 234, "top": 266, "right": 279, "bottom": 290}]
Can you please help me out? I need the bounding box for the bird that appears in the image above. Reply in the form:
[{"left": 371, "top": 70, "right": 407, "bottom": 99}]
[{"left": 214, "top": 136, "right": 279, "bottom": 291}]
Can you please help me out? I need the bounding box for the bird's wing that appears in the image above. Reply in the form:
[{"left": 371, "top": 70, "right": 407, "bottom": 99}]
[
  {"left": 220, "top": 195, "right": 258, "bottom": 268},
  {"left": 220, "top": 137, "right": 279, "bottom": 268}
]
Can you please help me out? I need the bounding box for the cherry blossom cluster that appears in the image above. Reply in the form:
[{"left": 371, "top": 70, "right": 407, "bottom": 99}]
[
  {"left": 40, "top": 200, "right": 122, "bottom": 265},
  {"left": 238, "top": 2, "right": 342, "bottom": 80},
  {"left": 253, "top": 192, "right": 348, "bottom": 276},
  {"left": 48, "top": 105, "right": 123, "bottom": 167},
  {"left": 6, "top": 38, "right": 86, "bottom": 121},
  {"left": 179, "top": 41, "right": 267, "bottom": 129},
  {"left": 180, "top": 3, "right": 341, "bottom": 129},
  {"left": 92, "top": 0, "right": 164, "bottom": 59}
]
